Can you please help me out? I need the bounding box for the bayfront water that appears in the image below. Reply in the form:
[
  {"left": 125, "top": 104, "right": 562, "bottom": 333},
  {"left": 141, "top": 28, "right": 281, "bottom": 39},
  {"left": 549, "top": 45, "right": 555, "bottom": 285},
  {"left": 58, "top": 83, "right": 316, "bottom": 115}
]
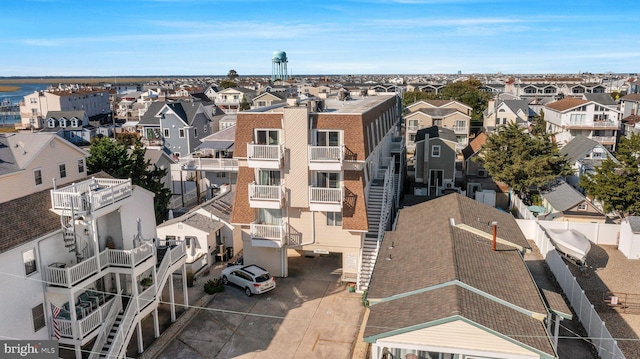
[{"left": 0, "top": 83, "right": 49, "bottom": 125}]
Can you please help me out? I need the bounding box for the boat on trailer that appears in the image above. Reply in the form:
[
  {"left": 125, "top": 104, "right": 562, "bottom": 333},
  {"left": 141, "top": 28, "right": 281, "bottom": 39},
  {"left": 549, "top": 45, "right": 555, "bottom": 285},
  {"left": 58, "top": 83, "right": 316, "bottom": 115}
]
[{"left": 545, "top": 228, "right": 591, "bottom": 268}]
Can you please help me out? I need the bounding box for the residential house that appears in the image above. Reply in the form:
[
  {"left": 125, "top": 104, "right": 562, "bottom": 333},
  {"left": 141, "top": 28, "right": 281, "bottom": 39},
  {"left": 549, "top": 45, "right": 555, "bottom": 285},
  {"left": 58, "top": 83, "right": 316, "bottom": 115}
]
[
  {"left": 539, "top": 181, "right": 607, "bottom": 223},
  {"left": 19, "top": 88, "right": 110, "bottom": 130},
  {"left": 251, "top": 92, "right": 287, "bottom": 109},
  {"left": 543, "top": 97, "right": 621, "bottom": 151},
  {"left": 214, "top": 87, "right": 257, "bottom": 114},
  {"left": 619, "top": 94, "right": 640, "bottom": 137},
  {"left": 0, "top": 140, "right": 188, "bottom": 358},
  {"left": 173, "top": 125, "right": 238, "bottom": 205},
  {"left": 0, "top": 133, "right": 88, "bottom": 203},
  {"left": 138, "top": 101, "right": 212, "bottom": 157},
  {"left": 157, "top": 190, "right": 237, "bottom": 276},
  {"left": 143, "top": 147, "right": 176, "bottom": 193},
  {"left": 483, "top": 99, "right": 537, "bottom": 133},
  {"left": 405, "top": 100, "right": 472, "bottom": 153},
  {"left": 230, "top": 94, "right": 405, "bottom": 292},
  {"left": 582, "top": 93, "right": 617, "bottom": 109},
  {"left": 413, "top": 126, "right": 458, "bottom": 196},
  {"left": 39, "top": 111, "right": 94, "bottom": 145},
  {"left": 203, "top": 85, "right": 220, "bottom": 101},
  {"left": 364, "top": 193, "right": 562, "bottom": 359},
  {"left": 559, "top": 135, "right": 617, "bottom": 188},
  {"left": 460, "top": 132, "right": 508, "bottom": 207}
]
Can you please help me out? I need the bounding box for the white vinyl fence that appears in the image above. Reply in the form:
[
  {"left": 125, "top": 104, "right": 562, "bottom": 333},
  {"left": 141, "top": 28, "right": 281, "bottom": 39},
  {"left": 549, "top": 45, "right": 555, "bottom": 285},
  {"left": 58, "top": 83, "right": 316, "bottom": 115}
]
[{"left": 517, "top": 219, "right": 625, "bottom": 359}]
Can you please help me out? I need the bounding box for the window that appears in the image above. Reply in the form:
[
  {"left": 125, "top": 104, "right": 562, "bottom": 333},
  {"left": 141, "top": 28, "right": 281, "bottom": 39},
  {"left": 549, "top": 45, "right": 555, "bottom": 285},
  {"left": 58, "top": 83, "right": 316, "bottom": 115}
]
[
  {"left": 409, "top": 134, "right": 416, "bottom": 142},
  {"left": 163, "top": 128, "right": 170, "bottom": 138},
  {"left": 316, "top": 172, "right": 339, "bottom": 188},
  {"left": 216, "top": 172, "right": 227, "bottom": 178},
  {"left": 258, "top": 169, "right": 281, "bottom": 185},
  {"left": 316, "top": 130, "right": 340, "bottom": 146},
  {"left": 30, "top": 98, "right": 38, "bottom": 104},
  {"left": 408, "top": 119, "right": 419, "bottom": 130},
  {"left": 78, "top": 159, "right": 85, "bottom": 173},
  {"left": 577, "top": 203, "right": 587, "bottom": 211},
  {"left": 431, "top": 145, "right": 441, "bottom": 157},
  {"left": 34, "top": 169, "right": 42, "bottom": 186},
  {"left": 32, "top": 304, "right": 45, "bottom": 332},
  {"left": 47, "top": 119, "right": 56, "bottom": 128},
  {"left": 59, "top": 163, "right": 67, "bottom": 178},
  {"left": 255, "top": 129, "right": 279, "bottom": 145},
  {"left": 194, "top": 128, "right": 198, "bottom": 138},
  {"left": 71, "top": 119, "right": 78, "bottom": 127},
  {"left": 326, "top": 212, "right": 343, "bottom": 226},
  {"left": 179, "top": 129, "right": 185, "bottom": 138},
  {"left": 433, "top": 119, "right": 442, "bottom": 127},
  {"left": 258, "top": 101, "right": 266, "bottom": 107},
  {"left": 23, "top": 249, "right": 37, "bottom": 276}
]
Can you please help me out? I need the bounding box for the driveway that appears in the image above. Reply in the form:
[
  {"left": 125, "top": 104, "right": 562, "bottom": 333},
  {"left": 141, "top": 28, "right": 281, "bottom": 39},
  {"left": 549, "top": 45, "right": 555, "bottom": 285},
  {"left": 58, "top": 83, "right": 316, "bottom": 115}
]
[{"left": 156, "top": 251, "right": 365, "bottom": 359}]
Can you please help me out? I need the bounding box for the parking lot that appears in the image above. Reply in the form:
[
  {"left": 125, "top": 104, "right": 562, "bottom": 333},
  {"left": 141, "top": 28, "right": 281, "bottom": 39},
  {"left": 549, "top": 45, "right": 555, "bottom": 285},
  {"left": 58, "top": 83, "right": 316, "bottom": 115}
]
[{"left": 155, "top": 251, "right": 365, "bottom": 359}]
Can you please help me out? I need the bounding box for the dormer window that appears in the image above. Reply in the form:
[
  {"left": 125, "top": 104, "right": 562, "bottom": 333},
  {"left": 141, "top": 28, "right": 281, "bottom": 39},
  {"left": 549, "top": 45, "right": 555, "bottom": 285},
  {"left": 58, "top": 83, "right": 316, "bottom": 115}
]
[
  {"left": 71, "top": 118, "right": 78, "bottom": 127},
  {"left": 59, "top": 119, "right": 67, "bottom": 128},
  {"left": 47, "top": 119, "right": 56, "bottom": 128}
]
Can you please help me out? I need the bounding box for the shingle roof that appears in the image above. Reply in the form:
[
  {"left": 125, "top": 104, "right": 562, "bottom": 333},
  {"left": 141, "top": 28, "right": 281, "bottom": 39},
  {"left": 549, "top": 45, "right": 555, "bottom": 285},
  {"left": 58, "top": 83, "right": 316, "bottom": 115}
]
[
  {"left": 583, "top": 93, "right": 616, "bottom": 106},
  {"left": 0, "top": 172, "right": 112, "bottom": 255},
  {"left": 502, "top": 99, "right": 535, "bottom": 120},
  {"left": 621, "top": 93, "right": 640, "bottom": 102},
  {"left": 461, "top": 132, "right": 487, "bottom": 160},
  {"left": 559, "top": 135, "right": 600, "bottom": 163},
  {"left": 628, "top": 216, "right": 640, "bottom": 234},
  {"left": 364, "top": 193, "right": 553, "bottom": 356},
  {"left": 415, "top": 126, "right": 456, "bottom": 143},
  {"left": 137, "top": 102, "right": 165, "bottom": 125},
  {"left": 540, "top": 181, "right": 586, "bottom": 211},
  {"left": 415, "top": 107, "right": 460, "bottom": 118},
  {"left": 546, "top": 98, "right": 588, "bottom": 112}
]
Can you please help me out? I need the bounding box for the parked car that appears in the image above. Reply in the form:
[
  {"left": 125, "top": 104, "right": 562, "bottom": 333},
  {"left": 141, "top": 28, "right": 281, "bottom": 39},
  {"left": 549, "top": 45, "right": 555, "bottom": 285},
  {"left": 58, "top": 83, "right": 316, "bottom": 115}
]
[{"left": 221, "top": 264, "right": 276, "bottom": 296}]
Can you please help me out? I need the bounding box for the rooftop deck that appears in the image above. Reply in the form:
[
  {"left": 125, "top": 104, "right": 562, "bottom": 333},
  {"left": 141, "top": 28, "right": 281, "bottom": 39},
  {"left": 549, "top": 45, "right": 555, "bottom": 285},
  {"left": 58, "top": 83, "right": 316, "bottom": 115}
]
[{"left": 51, "top": 178, "right": 132, "bottom": 215}]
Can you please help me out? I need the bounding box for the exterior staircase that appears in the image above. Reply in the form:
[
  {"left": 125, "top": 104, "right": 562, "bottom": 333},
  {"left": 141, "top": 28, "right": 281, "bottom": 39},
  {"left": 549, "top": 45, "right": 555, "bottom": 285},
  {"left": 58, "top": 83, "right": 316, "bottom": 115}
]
[{"left": 96, "top": 312, "right": 125, "bottom": 358}]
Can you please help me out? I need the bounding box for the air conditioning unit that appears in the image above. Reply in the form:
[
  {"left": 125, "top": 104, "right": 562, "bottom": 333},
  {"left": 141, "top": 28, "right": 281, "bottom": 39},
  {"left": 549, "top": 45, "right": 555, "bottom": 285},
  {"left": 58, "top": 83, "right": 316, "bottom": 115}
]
[
  {"left": 477, "top": 169, "right": 487, "bottom": 178},
  {"left": 443, "top": 180, "right": 455, "bottom": 189}
]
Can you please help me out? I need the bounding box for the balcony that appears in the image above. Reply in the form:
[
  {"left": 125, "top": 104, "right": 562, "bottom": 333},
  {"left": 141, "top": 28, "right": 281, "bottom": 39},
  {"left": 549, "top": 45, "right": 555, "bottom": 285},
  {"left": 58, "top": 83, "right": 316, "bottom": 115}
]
[
  {"left": 452, "top": 126, "right": 469, "bottom": 134},
  {"left": 248, "top": 182, "right": 284, "bottom": 209},
  {"left": 250, "top": 222, "right": 287, "bottom": 248},
  {"left": 309, "top": 186, "right": 343, "bottom": 212},
  {"left": 564, "top": 121, "right": 619, "bottom": 130},
  {"left": 591, "top": 136, "right": 617, "bottom": 144},
  {"left": 308, "top": 145, "right": 343, "bottom": 170},
  {"left": 51, "top": 178, "right": 132, "bottom": 216},
  {"left": 46, "top": 242, "right": 154, "bottom": 288},
  {"left": 247, "top": 143, "right": 284, "bottom": 169},
  {"left": 141, "top": 138, "right": 163, "bottom": 146},
  {"left": 390, "top": 136, "right": 405, "bottom": 154},
  {"left": 56, "top": 295, "right": 117, "bottom": 340},
  {"left": 178, "top": 156, "right": 238, "bottom": 171}
]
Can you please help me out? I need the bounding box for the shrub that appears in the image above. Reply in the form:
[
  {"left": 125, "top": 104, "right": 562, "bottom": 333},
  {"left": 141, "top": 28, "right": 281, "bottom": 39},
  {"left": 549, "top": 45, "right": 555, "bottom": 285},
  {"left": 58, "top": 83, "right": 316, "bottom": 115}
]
[{"left": 204, "top": 278, "right": 224, "bottom": 294}]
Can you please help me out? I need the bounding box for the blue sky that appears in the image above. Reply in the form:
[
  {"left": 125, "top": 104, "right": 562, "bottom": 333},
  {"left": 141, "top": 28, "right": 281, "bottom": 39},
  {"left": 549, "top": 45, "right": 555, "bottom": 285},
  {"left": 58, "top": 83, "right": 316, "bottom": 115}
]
[{"left": 1, "top": 0, "right": 638, "bottom": 76}]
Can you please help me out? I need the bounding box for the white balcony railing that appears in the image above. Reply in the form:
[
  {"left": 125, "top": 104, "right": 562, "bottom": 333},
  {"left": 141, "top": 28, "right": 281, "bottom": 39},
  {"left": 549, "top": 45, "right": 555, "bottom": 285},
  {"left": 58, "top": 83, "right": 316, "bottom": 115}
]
[
  {"left": 591, "top": 136, "right": 617, "bottom": 143},
  {"left": 57, "top": 295, "right": 116, "bottom": 339},
  {"left": 51, "top": 178, "right": 132, "bottom": 214},
  {"left": 309, "top": 187, "right": 343, "bottom": 205},
  {"left": 248, "top": 182, "right": 284, "bottom": 208},
  {"left": 247, "top": 143, "right": 284, "bottom": 161},
  {"left": 47, "top": 242, "right": 154, "bottom": 288},
  {"left": 138, "top": 284, "right": 156, "bottom": 309},
  {"left": 565, "top": 121, "right": 618, "bottom": 129},
  {"left": 250, "top": 222, "right": 286, "bottom": 240},
  {"left": 308, "top": 146, "right": 343, "bottom": 163},
  {"left": 178, "top": 157, "right": 238, "bottom": 171},
  {"left": 452, "top": 126, "right": 469, "bottom": 134}
]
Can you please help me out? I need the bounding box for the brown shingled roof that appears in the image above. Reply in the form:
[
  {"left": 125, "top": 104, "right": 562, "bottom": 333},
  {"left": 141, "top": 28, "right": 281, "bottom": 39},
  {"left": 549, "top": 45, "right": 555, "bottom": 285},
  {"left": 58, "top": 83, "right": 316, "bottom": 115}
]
[{"left": 545, "top": 97, "right": 589, "bottom": 112}]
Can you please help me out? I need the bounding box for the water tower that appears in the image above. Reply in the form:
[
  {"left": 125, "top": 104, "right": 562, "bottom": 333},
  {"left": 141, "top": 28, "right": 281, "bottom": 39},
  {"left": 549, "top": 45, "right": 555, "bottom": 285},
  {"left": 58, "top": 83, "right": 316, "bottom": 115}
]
[{"left": 271, "top": 50, "right": 288, "bottom": 82}]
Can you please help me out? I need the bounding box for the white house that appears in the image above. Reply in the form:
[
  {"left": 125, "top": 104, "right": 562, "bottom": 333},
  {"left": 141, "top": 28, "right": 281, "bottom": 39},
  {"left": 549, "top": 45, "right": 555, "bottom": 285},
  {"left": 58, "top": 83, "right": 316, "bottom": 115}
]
[{"left": 619, "top": 217, "right": 640, "bottom": 260}]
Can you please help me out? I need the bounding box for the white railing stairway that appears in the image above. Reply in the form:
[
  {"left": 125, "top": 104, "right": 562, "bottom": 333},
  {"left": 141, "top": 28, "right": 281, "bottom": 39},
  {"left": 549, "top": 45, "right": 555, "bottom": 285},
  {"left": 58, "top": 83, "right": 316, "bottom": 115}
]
[{"left": 88, "top": 291, "right": 122, "bottom": 359}]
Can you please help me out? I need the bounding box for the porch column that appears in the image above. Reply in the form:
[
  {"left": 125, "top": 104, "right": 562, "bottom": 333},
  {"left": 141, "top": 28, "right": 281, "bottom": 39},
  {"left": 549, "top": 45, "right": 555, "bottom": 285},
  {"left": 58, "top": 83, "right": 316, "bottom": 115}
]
[
  {"left": 182, "top": 264, "right": 189, "bottom": 310},
  {"left": 137, "top": 321, "right": 144, "bottom": 353},
  {"left": 553, "top": 315, "right": 562, "bottom": 349},
  {"left": 115, "top": 274, "right": 122, "bottom": 309},
  {"left": 153, "top": 308, "right": 160, "bottom": 338},
  {"left": 74, "top": 345, "right": 82, "bottom": 359},
  {"left": 169, "top": 271, "right": 176, "bottom": 322}
]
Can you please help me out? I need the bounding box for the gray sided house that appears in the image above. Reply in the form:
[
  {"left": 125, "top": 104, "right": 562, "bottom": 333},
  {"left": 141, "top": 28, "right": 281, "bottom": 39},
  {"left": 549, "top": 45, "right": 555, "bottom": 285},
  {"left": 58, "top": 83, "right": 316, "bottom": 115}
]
[
  {"left": 414, "top": 126, "right": 458, "bottom": 196},
  {"left": 559, "top": 135, "right": 617, "bottom": 188},
  {"left": 138, "top": 101, "right": 212, "bottom": 157},
  {"left": 40, "top": 111, "right": 94, "bottom": 145}
]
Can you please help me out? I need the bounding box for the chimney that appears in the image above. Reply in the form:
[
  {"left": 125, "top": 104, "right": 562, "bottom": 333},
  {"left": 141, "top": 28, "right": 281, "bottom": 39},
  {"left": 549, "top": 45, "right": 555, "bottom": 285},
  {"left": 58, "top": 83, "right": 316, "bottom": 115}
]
[{"left": 491, "top": 221, "right": 498, "bottom": 251}]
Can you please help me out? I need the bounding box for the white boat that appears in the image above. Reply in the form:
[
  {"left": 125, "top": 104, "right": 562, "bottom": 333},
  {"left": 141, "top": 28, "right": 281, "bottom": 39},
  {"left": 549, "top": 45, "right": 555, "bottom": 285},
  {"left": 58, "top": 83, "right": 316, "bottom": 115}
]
[{"left": 546, "top": 228, "right": 591, "bottom": 266}]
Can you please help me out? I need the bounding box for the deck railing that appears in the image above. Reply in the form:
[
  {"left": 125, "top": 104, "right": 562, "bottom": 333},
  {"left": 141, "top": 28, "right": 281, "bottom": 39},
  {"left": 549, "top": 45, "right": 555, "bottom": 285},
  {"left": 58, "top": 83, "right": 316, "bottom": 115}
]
[
  {"left": 51, "top": 178, "right": 132, "bottom": 214},
  {"left": 178, "top": 157, "right": 238, "bottom": 171},
  {"left": 249, "top": 182, "right": 283, "bottom": 202},
  {"left": 250, "top": 222, "right": 286, "bottom": 240},
  {"left": 309, "top": 187, "right": 343, "bottom": 204},
  {"left": 88, "top": 293, "right": 121, "bottom": 359},
  {"left": 47, "top": 242, "right": 154, "bottom": 287},
  {"left": 57, "top": 295, "right": 116, "bottom": 339},
  {"left": 247, "top": 143, "right": 283, "bottom": 161},
  {"left": 308, "top": 146, "right": 343, "bottom": 162}
]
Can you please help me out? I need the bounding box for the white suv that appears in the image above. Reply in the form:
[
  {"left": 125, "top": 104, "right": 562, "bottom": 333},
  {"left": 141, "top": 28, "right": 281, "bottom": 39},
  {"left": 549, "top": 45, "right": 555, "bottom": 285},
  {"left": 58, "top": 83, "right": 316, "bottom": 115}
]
[{"left": 221, "top": 264, "right": 276, "bottom": 296}]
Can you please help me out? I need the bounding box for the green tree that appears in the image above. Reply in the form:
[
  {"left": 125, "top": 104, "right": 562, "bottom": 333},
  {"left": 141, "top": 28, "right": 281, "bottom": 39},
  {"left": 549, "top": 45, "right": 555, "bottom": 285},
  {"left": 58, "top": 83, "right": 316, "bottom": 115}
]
[
  {"left": 219, "top": 80, "right": 237, "bottom": 89},
  {"left": 87, "top": 137, "right": 172, "bottom": 223},
  {"left": 227, "top": 69, "right": 238, "bottom": 80},
  {"left": 402, "top": 90, "right": 439, "bottom": 107},
  {"left": 439, "top": 78, "right": 492, "bottom": 121},
  {"left": 529, "top": 111, "right": 547, "bottom": 138},
  {"left": 240, "top": 96, "right": 251, "bottom": 111},
  {"left": 478, "top": 122, "right": 570, "bottom": 196},
  {"left": 580, "top": 134, "right": 640, "bottom": 218}
]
